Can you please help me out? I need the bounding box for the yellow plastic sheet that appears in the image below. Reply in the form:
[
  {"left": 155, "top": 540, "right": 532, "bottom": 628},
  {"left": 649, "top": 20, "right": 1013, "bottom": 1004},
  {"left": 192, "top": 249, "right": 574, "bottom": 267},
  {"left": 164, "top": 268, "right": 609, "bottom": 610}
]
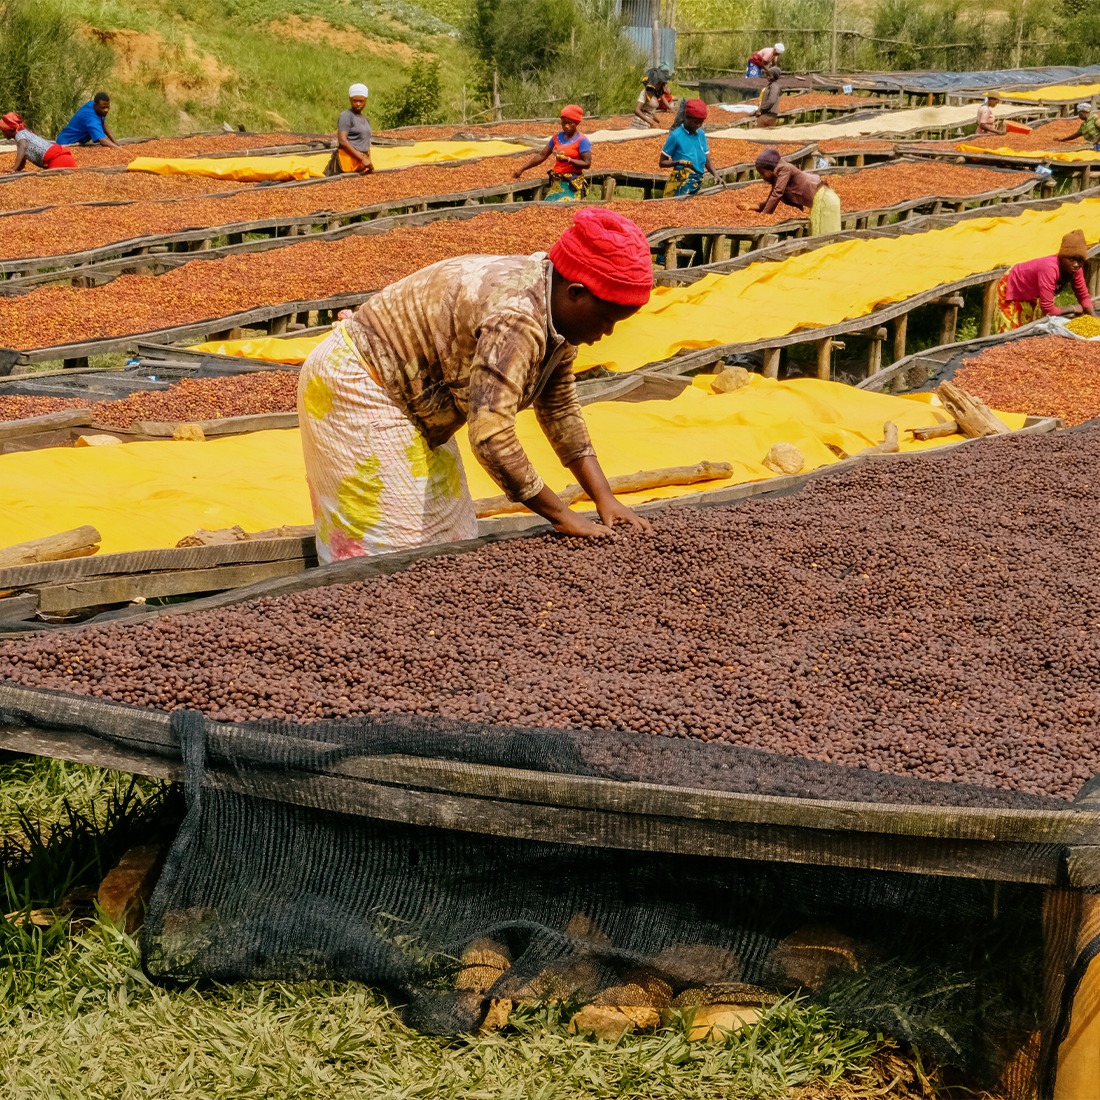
[
  {"left": 998, "top": 83, "right": 1100, "bottom": 102},
  {"left": 956, "top": 143, "right": 1100, "bottom": 162},
  {"left": 188, "top": 333, "right": 328, "bottom": 364},
  {"left": 0, "top": 379, "right": 1027, "bottom": 554},
  {"left": 127, "top": 140, "right": 529, "bottom": 181},
  {"left": 576, "top": 198, "right": 1100, "bottom": 372}
]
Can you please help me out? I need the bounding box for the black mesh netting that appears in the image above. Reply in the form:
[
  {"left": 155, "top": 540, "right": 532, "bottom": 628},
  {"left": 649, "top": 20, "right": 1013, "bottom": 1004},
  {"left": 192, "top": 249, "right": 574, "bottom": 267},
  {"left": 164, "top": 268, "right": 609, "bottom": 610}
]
[{"left": 0, "top": 682, "right": 1066, "bottom": 1087}]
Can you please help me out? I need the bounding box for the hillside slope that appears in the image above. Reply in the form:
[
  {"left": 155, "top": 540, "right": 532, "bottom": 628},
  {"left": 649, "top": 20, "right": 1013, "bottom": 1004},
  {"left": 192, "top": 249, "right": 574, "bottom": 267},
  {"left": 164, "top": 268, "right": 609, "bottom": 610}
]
[{"left": 68, "top": 0, "right": 473, "bottom": 138}]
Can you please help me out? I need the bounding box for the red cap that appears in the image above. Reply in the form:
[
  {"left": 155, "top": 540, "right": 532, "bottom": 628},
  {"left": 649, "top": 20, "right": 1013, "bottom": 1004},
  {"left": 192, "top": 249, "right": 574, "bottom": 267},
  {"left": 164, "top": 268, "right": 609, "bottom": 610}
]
[
  {"left": 1, "top": 112, "right": 25, "bottom": 132},
  {"left": 549, "top": 208, "right": 653, "bottom": 306},
  {"left": 685, "top": 99, "right": 708, "bottom": 120},
  {"left": 560, "top": 104, "right": 584, "bottom": 122}
]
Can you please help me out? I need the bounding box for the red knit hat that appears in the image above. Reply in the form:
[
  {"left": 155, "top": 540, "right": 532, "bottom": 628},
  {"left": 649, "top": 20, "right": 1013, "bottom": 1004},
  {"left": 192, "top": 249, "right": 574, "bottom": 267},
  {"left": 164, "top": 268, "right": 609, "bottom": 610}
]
[
  {"left": 0, "top": 112, "right": 25, "bottom": 132},
  {"left": 685, "top": 99, "right": 708, "bottom": 119},
  {"left": 549, "top": 208, "right": 652, "bottom": 306},
  {"left": 560, "top": 104, "right": 584, "bottom": 122}
]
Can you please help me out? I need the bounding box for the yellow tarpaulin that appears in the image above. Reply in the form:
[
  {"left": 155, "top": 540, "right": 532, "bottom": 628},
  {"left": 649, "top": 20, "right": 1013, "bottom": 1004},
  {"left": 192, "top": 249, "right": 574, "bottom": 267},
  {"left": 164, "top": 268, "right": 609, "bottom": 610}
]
[
  {"left": 0, "top": 378, "right": 1025, "bottom": 556},
  {"left": 997, "top": 83, "right": 1100, "bottom": 102},
  {"left": 575, "top": 199, "right": 1100, "bottom": 372},
  {"left": 956, "top": 143, "right": 1100, "bottom": 162},
  {"left": 189, "top": 334, "right": 328, "bottom": 363},
  {"left": 127, "top": 140, "right": 529, "bottom": 181}
]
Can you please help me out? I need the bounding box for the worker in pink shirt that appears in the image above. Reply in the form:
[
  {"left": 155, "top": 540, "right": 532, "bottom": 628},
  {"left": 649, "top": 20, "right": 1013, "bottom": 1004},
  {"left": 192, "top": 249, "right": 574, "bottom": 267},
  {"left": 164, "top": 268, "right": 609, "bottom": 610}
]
[
  {"left": 975, "top": 94, "right": 1003, "bottom": 137},
  {"left": 993, "top": 229, "right": 1096, "bottom": 333},
  {"left": 746, "top": 43, "right": 784, "bottom": 78}
]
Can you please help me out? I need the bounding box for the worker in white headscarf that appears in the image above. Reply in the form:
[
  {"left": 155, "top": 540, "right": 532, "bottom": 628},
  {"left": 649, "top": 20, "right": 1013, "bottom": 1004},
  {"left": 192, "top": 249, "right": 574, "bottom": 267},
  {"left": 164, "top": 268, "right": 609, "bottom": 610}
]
[
  {"left": 326, "top": 83, "right": 373, "bottom": 175},
  {"left": 747, "top": 43, "right": 785, "bottom": 78}
]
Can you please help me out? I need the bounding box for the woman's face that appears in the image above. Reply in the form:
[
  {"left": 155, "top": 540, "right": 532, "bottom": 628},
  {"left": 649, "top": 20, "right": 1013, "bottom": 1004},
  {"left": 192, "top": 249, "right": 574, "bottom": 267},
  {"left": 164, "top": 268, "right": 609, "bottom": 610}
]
[
  {"left": 1061, "top": 255, "right": 1083, "bottom": 277},
  {"left": 349, "top": 96, "right": 367, "bottom": 113},
  {"left": 760, "top": 167, "right": 776, "bottom": 183},
  {"left": 560, "top": 117, "right": 579, "bottom": 139}
]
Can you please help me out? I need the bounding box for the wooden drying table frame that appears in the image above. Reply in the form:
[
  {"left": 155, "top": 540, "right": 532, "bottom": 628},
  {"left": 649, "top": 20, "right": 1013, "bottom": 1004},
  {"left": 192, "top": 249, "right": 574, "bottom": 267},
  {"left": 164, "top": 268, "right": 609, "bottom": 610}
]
[
  {"left": 0, "top": 411, "right": 1059, "bottom": 622},
  {"left": 627, "top": 188, "right": 1100, "bottom": 384},
  {"left": 0, "top": 427, "right": 1093, "bottom": 1091}
]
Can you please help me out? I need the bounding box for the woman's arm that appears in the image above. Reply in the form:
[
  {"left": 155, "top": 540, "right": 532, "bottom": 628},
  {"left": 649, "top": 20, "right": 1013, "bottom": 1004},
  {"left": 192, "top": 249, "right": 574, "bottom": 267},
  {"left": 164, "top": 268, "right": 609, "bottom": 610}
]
[
  {"left": 1073, "top": 268, "right": 1097, "bottom": 316},
  {"left": 514, "top": 144, "right": 552, "bottom": 178},
  {"left": 704, "top": 152, "right": 727, "bottom": 188},
  {"left": 756, "top": 163, "right": 791, "bottom": 213},
  {"left": 11, "top": 138, "right": 27, "bottom": 172},
  {"left": 338, "top": 130, "right": 372, "bottom": 169}
]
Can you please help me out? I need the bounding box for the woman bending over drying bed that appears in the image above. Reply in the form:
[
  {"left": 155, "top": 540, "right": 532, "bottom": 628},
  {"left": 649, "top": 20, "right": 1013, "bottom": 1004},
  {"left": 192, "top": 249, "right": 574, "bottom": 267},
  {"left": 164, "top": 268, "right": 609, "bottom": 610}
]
[
  {"left": 297, "top": 208, "right": 654, "bottom": 561},
  {"left": 992, "top": 229, "right": 1096, "bottom": 333},
  {"left": 752, "top": 146, "right": 841, "bottom": 236}
]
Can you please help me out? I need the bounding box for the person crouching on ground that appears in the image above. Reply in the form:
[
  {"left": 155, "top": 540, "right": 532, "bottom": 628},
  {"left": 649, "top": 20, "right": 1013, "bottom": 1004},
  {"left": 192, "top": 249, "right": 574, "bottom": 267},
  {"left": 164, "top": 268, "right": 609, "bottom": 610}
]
[
  {"left": 325, "top": 83, "right": 373, "bottom": 175},
  {"left": 753, "top": 146, "right": 840, "bottom": 236},
  {"left": 513, "top": 105, "right": 592, "bottom": 201},
  {"left": 992, "top": 229, "right": 1096, "bottom": 333},
  {"left": 297, "top": 208, "right": 655, "bottom": 561},
  {"left": 659, "top": 99, "right": 728, "bottom": 197},
  {"left": 1059, "top": 103, "right": 1100, "bottom": 148},
  {"left": 0, "top": 112, "right": 77, "bottom": 171}
]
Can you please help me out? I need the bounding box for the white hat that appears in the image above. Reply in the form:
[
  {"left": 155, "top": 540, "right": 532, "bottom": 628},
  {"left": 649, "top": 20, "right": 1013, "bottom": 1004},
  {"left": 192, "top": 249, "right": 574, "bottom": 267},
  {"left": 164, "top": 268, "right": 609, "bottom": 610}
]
[
  {"left": 349, "top": 83, "right": 369, "bottom": 98},
  {"left": 775, "top": 43, "right": 786, "bottom": 53},
  {"left": 1078, "top": 102, "right": 1092, "bottom": 113}
]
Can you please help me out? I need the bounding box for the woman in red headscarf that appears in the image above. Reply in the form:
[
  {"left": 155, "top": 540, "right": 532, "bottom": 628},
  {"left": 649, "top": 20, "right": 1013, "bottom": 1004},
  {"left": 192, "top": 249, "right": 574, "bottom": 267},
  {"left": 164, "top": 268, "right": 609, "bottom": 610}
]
[
  {"left": 297, "top": 207, "right": 654, "bottom": 560},
  {"left": 0, "top": 112, "right": 77, "bottom": 171},
  {"left": 513, "top": 104, "right": 592, "bottom": 201}
]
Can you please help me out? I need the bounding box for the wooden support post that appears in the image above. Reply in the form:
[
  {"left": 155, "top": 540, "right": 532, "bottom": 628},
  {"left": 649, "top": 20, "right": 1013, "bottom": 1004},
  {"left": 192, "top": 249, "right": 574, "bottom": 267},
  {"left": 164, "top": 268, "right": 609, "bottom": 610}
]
[
  {"left": 1089, "top": 259, "right": 1100, "bottom": 299},
  {"left": 980, "top": 277, "right": 999, "bottom": 338},
  {"left": 503, "top": 189, "right": 514, "bottom": 203},
  {"left": 815, "top": 337, "right": 832, "bottom": 380},
  {"left": 940, "top": 296, "right": 962, "bottom": 345},
  {"left": 602, "top": 176, "right": 617, "bottom": 201},
  {"left": 762, "top": 347, "right": 781, "bottom": 379},
  {"left": 710, "top": 235, "right": 730, "bottom": 263},
  {"left": 268, "top": 314, "right": 289, "bottom": 335},
  {"left": 866, "top": 326, "right": 887, "bottom": 377},
  {"left": 664, "top": 237, "right": 679, "bottom": 271},
  {"left": 893, "top": 313, "right": 907, "bottom": 363}
]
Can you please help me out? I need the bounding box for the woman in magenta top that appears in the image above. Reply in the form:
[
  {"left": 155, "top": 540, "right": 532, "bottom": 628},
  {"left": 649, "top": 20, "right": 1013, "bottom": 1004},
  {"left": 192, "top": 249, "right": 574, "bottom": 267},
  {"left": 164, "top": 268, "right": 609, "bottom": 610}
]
[
  {"left": 513, "top": 104, "right": 592, "bottom": 201},
  {"left": 993, "top": 229, "right": 1096, "bottom": 333}
]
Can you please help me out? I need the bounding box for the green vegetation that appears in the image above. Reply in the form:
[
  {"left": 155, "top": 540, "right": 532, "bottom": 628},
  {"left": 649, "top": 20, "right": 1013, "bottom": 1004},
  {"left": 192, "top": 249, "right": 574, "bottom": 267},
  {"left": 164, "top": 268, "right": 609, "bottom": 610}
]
[
  {"left": 375, "top": 54, "right": 445, "bottom": 129},
  {"left": 0, "top": 0, "right": 112, "bottom": 137}
]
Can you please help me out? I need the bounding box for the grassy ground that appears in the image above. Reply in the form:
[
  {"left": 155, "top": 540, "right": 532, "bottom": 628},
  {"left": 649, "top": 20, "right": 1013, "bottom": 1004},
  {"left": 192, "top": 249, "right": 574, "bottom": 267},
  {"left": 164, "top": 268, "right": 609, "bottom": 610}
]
[
  {"left": 66, "top": 0, "right": 476, "bottom": 137},
  {"left": 0, "top": 756, "right": 934, "bottom": 1099}
]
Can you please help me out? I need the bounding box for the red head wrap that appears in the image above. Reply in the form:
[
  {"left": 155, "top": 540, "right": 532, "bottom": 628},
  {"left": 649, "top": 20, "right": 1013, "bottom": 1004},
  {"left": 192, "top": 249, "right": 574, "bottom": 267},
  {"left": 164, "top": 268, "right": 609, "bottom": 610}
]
[
  {"left": 548, "top": 208, "right": 653, "bottom": 306},
  {"left": 560, "top": 104, "right": 584, "bottom": 122},
  {"left": 685, "top": 99, "right": 708, "bottom": 120},
  {"left": 1, "top": 112, "right": 25, "bottom": 132}
]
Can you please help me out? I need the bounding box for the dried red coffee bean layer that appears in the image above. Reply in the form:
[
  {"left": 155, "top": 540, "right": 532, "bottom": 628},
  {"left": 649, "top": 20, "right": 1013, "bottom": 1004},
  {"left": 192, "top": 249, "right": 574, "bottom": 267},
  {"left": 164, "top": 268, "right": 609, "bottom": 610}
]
[
  {"left": 3, "top": 427, "right": 1099, "bottom": 800},
  {"left": 954, "top": 336, "right": 1100, "bottom": 426}
]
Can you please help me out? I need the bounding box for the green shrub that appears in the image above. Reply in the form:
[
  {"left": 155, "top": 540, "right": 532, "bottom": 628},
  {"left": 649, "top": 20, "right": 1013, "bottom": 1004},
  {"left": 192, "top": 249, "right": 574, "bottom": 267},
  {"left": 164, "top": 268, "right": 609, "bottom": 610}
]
[
  {"left": 376, "top": 55, "right": 445, "bottom": 129},
  {"left": 0, "top": 0, "right": 113, "bottom": 137}
]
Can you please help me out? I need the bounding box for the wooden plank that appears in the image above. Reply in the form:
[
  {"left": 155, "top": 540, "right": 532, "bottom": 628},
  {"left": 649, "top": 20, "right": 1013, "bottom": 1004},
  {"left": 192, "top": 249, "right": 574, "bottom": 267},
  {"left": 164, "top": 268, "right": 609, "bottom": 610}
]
[
  {"left": 0, "top": 408, "right": 93, "bottom": 442},
  {"left": 0, "top": 592, "right": 38, "bottom": 621},
  {"left": 128, "top": 411, "right": 298, "bottom": 436},
  {"left": 0, "top": 526, "right": 101, "bottom": 568},
  {"left": 33, "top": 557, "right": 310, "bottom": 613},
  {"left": 0, "top": 534, "right": 315, "bottom": 589},
  {"left": 0, "top": 721, "right": 1070, "bottom": 883}
]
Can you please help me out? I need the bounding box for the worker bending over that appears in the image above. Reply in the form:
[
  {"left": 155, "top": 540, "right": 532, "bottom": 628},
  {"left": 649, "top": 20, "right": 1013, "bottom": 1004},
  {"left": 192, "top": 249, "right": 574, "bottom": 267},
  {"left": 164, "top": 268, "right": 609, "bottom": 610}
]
[
  {"left": 1059, "top": 103, "right": 1100, "bottom": 147},
  {"left": 1, "top": 112, "right": 77, "bottom": 170},
  {"left": 975, "top": 94, "right": 1003, "bottom": 137},
  {"left": 326, "top": 84, "right": 373, "bottom": 175},
  {"left": 513, "top": 105, "right": 591, "bottom": 201},
  {"left": 297, "top": 208, "right": 654, "bottom": 560},
  {"left": 747, "top": 43, "right": 784, "bottom": 78},
  {"left": 56, "top": 92, "right": 122, "bottom": 150},
  {"left": 659, "top": 100, "right": 728, "bottom": 197},
  {"left": 993, "top": 229, "right": 1096, "bottom": 333},
  {"left": 753, "top": 147, "right": 841, "bottom": 236}
]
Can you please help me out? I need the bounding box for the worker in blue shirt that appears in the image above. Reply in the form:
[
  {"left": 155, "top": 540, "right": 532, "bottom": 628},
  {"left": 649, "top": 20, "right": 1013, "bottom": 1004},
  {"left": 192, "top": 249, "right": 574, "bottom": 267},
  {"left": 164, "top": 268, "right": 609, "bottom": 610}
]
[
  {"left": 658, "top": 99, "right": 727, "bottom": 197},
  {"left": 56, "top": 92, "right": 122, "bottom": 149}
]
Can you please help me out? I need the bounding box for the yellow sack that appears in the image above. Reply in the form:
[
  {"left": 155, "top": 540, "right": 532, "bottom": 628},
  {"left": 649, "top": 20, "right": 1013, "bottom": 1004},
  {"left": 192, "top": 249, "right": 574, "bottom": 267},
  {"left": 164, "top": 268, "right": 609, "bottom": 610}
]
[
  {"left": 127, "top": 140, "right": 530, "bottom": 181},
  {"left": 956, "top": 144, "right": 1100, "bottom": 163}
]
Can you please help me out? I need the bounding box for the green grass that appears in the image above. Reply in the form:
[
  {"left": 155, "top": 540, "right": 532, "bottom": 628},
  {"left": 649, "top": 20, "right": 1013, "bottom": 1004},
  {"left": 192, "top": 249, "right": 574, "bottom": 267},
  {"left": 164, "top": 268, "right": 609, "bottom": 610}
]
[{"left": 65, "top": 0, "right": 476, "bottom": 137}]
